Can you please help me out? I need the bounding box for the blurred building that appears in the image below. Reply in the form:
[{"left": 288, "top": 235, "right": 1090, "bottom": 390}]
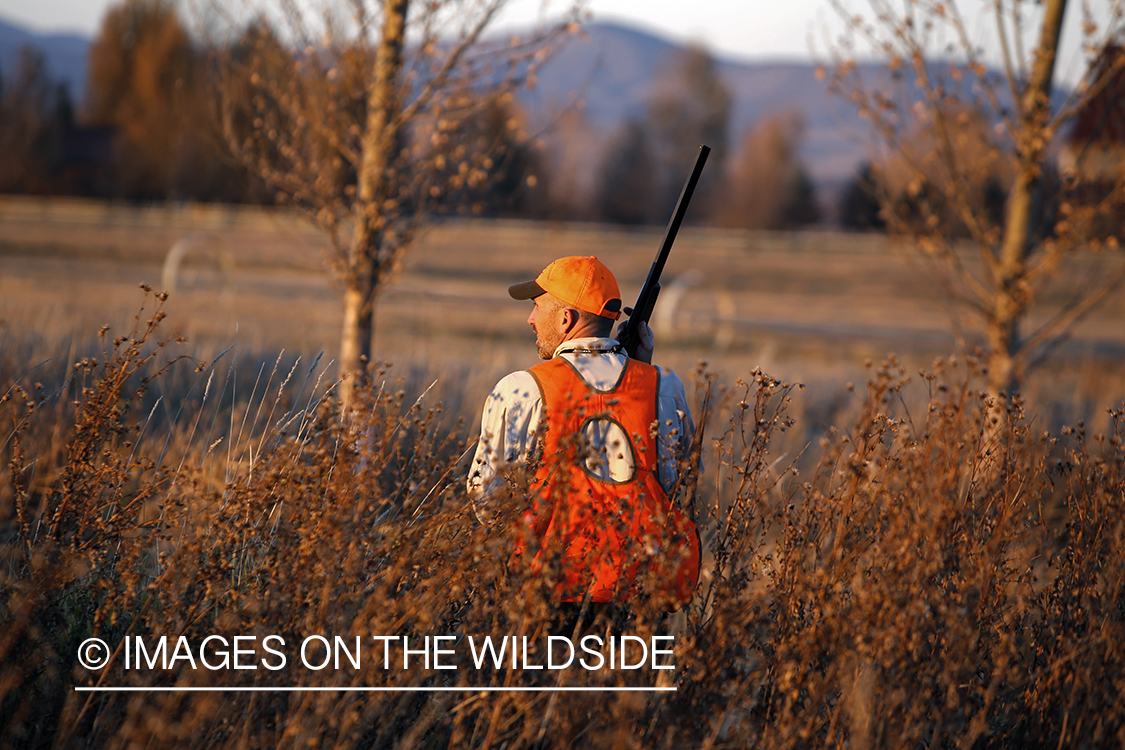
[
  {"left": 1058, "top": 43, "right": 1125, "bottom": 239},
  {"left": 1059, "top": 44, "right": 1125, "bottom": 181}
]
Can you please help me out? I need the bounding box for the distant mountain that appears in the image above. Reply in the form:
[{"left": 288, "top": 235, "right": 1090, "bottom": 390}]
[
  {"left": 0, "top": 14, "right": 873, "bottom": 186},
  {"left": 716, "top": 57, "right": 869, "bottom": 184},
  {"left": 0, "top": 18, "right": 89, "bottom": 101},
  {"left": 524, "top": 22, "right": 872, "bottom": 184},
  {"left": 526, "top": 22, "right": 1076, "bottom": 186}
]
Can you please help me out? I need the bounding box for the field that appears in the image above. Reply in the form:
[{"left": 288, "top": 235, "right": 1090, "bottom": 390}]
[
  {"left": 4, "top": 196, "right": 1125, "bottom": 423},
  {"left": 2, "top": 197, "right": 1125, "bottom": 748}
]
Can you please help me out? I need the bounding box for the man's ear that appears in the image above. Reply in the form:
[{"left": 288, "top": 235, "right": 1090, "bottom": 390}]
[{"left": 559, "top": 307, "right": 579, "bottom": 334}]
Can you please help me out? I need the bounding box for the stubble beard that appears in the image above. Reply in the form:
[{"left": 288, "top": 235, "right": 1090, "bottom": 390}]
[
  {"left": 535, "top": 336, "right": 555, "bottom": 360},
  {"left": 535, "top": 325, "right": 561, "bottom": 360}
]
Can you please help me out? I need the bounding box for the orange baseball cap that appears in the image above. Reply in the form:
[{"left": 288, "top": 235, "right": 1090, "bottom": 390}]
[{"left": 509, "top": 256, "right": 623, "bottom": 320}]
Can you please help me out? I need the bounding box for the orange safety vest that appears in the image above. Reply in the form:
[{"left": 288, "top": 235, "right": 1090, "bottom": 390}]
[{"left": 515, "top": 356, "right": 701, "bottom": 608}]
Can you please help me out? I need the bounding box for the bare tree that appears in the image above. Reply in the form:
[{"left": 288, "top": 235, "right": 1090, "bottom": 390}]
[
  {"left": 824, "top": 0, "right": 1125, "bottom": 399},
  {"left": 716, "top": 111, "right": 820, "bottom": 230},
  {"left": 212, "top": 0, "right": 580, "bottom": 406},
  {"left": 0, "top": 47, "right": 69, "bottom": 194},
  {"left": 538, "top": 107, "right": 602, "bottom": 220},
  {"left": 645, "top": 42, "right": 731, "bottom": 222},
  {"left": 595, "top": 119, "right": 658, "bottom": 224}
]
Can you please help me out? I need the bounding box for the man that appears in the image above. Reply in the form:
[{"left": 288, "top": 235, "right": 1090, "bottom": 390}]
[{"left": 467, "top": 255, "right": 700, "bottom": 615}]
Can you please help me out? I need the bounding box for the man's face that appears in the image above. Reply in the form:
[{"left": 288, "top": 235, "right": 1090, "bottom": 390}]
[{"left": 528, "top": 295, "right": 566, "bottom": 360}]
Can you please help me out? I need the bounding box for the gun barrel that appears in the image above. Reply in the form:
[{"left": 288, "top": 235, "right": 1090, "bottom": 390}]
[
  {"left": 621, "top": 145, "right": 711, "bottom": 357},
  {"left": 643, "top": 144, "right": 711, "bottom": 294}
]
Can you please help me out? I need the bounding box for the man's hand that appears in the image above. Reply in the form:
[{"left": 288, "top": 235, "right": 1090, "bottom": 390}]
[{"left": 616, "top": 307, "right": 654, "bottom": 363}]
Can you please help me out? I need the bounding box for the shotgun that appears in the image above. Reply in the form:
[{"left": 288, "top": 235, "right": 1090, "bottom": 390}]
[{"left": 618, "top": 144, "right": 710, "bottom": 358}]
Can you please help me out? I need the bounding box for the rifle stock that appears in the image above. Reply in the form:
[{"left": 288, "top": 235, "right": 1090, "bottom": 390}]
[{"left": 619, "top": 144, "right": 711, "bottom": 358}]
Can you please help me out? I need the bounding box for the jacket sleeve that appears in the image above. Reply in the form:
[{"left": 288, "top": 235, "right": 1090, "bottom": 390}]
[
  {"left": 466, "top": 371, "right": 544, "bottom": 516},
  {"left": 654, "top": 367, "right": 697, "bottom": 498}
]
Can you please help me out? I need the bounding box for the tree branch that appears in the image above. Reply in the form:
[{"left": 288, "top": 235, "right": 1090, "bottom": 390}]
[
  {"left": 393, "top": 0, "right": 508, "bottom": 128},
  {"left": 1019, "top": 256, "right": 1125, "bottom": 367}
]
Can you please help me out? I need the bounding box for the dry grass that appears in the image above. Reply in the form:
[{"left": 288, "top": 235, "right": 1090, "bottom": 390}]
[{"left": 2, "top": 293, "right": 1124, "bottom": 748}]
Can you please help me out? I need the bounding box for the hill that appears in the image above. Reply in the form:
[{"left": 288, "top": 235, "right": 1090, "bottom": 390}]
[
  {"left": 0, "top": 18, "right": 88, "bottom": 101},
  {"left": 527, "top": 22, "right": 871, "bottom": 183}
]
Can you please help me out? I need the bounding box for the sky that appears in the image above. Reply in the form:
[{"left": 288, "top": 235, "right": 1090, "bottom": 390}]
[
  {"left": 3, "top": 0, "right": 827, "bottom": 59},
  {"left": 0, "top": 0, "right": 1115, "bottom": 84},
  {"left": 0, "top": 0, "right": 914, "bottom": 60}
]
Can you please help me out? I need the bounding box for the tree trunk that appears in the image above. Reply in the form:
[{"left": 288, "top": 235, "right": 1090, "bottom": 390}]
[
  {"left": 340, "top": 278, "right": 375, "bottom": 405},
  {"left": 988, "top": 0, "right": 1068, "bottom": 399},
  {"left": 338, "top": 0, "right": 409, "bottom": 408},
  {"left": 978, "top": 0, "right": 1069, "bottom": 468}
]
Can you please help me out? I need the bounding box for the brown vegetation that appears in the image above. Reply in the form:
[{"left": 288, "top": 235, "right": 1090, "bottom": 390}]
[
  {"left": 86, "top": 0, "right": 203, "bottom": 199},
  {"left": 2, "top": 296, "right": 1124, "bottom": 748}
]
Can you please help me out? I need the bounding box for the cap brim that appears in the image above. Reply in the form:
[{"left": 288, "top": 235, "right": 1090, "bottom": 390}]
[{"left": 508, "top": 280, "right": 545, "bottom": 300}]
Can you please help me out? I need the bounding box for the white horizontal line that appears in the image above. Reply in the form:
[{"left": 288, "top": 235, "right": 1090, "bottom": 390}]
[{"left": 75, "top": 686, "right": 675, "bottom": 693}]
